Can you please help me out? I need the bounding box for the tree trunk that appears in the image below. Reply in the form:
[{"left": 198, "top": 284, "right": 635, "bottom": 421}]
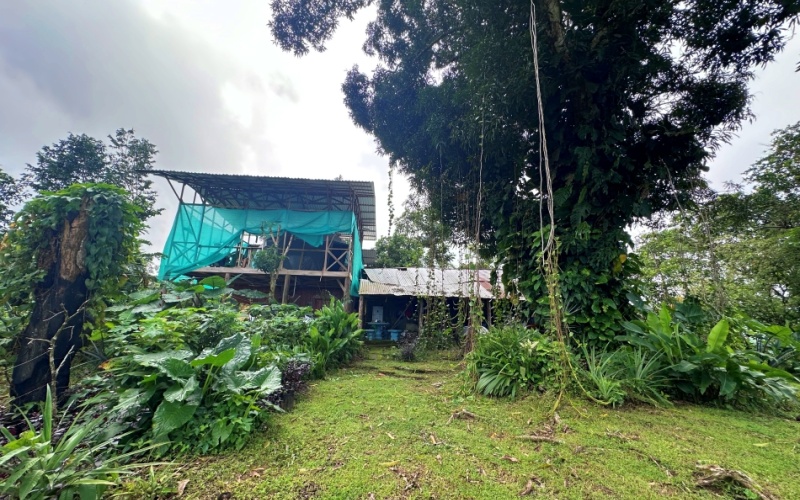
[{"left": 11, "top": 203, "right": 90, "bottom": 405}]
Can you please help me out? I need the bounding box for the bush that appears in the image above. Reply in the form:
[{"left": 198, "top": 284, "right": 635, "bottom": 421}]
[
  {"left": 0, "top": 387, "right": 150, "bottom": 500},
  {"left": 618, "top": 305, "right": 799, "bottom": 407},
  {"left": 580, "top": 347, "right": 670, "bottom": 407},
  {"left": 102, "top": 332, "right": 282, "bottom": 455},
  {"left": 248, "top": 303, "right": 313, "bottom": 348},
  {"left": 467, "top": 325, "right": 562, "bottom": 398},
  {"left": 304, "top": 298, "right": 363, "bottom": 378}
]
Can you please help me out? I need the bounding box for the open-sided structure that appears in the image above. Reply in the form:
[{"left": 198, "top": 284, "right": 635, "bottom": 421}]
[
  {"left": 357, "top": 268, "right": 504, "bottom": 339},
  {"left": 154, "top": 170, "right": 375, "bottom": 307}
]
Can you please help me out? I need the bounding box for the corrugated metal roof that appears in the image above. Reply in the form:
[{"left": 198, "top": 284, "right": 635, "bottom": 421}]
[
  {"left": 359, "top": 268, "right": 503, "bottom": 299},
  {"left": 148, "top": 169, "right": 377, "bottom": 240}
]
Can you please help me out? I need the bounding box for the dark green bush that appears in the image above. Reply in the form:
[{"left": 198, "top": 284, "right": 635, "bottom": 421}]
[
  {"left": 304, "top": 298, "right": 363, "bottom": 378},
  {"left": 103, "top": 333, "right": 282, "bottom": 455},
  {"left": 617, "top": 305, "right": 799, "bottom": 407},
  {"left": 466, "top": 325, "right": 562, "bottom": 398}
]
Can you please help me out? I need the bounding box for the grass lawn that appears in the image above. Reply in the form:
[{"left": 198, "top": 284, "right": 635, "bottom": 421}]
[{"left": 174, "top": 347, "right": 798, "bottom": 499}]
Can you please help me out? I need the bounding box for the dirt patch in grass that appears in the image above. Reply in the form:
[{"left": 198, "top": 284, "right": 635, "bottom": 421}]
[{"left": 390, "top": 365, "right": 454, "bottom": 375}]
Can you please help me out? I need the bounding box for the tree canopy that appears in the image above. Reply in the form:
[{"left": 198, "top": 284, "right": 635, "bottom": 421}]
[
  {"left": 269, "top": 0, "right": 800, "bottom": 341},
  {"left": 374, "top": 196, "right": 454, "bottom": 268},
  {"left": 637, "top": 122, "right": 800, "bottom": 328},
  {"left": 24, "top": 129, "right": 161, "bottom": 221}
]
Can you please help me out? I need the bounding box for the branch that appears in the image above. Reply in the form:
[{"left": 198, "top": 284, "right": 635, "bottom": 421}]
[{"left": 538, "top": 0, "right": 568, "bottom": 60}]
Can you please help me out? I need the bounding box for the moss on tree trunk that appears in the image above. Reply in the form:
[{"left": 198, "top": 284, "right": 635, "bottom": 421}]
[{"left": 11, "top": 203, "right": 90, "bottom": 405}]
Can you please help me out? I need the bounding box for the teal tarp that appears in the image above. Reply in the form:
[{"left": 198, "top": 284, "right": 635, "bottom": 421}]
[{"left": 158, "top": 204, "right": 363, "bottom": 296}]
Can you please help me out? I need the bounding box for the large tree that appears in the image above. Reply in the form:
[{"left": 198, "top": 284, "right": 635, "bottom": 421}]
[
  {"left": 24, "top": 129, "right": 161, "bottom": 220},
  {"left": 1, "top": 185, "right": 143, "bottom": 404},
  {"left": 269, "top": 0, "right": 800, "bottom": 341}
]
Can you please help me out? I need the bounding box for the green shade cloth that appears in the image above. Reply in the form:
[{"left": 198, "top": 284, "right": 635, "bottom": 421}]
[{"left": 158, "top": 204, "right": 363, "bottom": 296}]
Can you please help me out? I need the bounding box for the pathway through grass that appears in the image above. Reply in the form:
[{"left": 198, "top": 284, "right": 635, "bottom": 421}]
[{"left": 180, "top": 348, "right": 799, "bottom": 499}]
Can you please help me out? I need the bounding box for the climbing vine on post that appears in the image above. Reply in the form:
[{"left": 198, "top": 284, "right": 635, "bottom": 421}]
[{"left": 0, "top": 184, "right": 143, "bottom": 404}]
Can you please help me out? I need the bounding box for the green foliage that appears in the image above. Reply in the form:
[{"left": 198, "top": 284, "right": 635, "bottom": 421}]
[
  {"left": 0, "top": 184, "right": 143, "bottom": 305},
  {"left": 638, "top": 122, "right": 800, "bottom": 328},
  {"left": 103, "top": 332, "right": 282, "bottom": 455},
  {"left": 251, "top": 248, "right": 283, "bottom": 275},
  {"left": 374, "top": 232, "right": 425, "bottom": 268},
  {"left": 466, "top": 325, "right": 561, "bottom": 398},
  {"left": 0, "top": 387, "right": 149, "bottom": 500},
  {"left": 248, "top": 303, "right": 313, "bottom": 348},
  {"left": 581, "top": 347, "right": 626, "bottom": 407},
  {"left": 89, "top": 285, "right": 363, "bottom": 455},
  {"left": 23, "top": 129, "right": 161, "bottom": 220},
  {"left": 305, "top": 298, "right": 363, "bottom": 378},
  {"left": 268, "top": 0, "right": 799, "bottom": 343},
  {"left": 580, "top": 347, "right": 671, "bottom": 408},
  {"left": 618, "top": 305, "right": 799, "bottom": 407},
  {"left": 0, "top": 167, "right": 24, "bottom": 232}
]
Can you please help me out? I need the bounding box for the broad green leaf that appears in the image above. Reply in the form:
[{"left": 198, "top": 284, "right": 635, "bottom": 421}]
[
  {"left": 133, "top": 350, "right": 193, "bottom": 369},
  {"left": 200, "top": 276, "right": 226, "bottom": 289},
  {"left": 153, "top": 400, "right": 198, "bottom": 436},
  {"left": 223, "top": 337, "right": 253, "bottom": 373},
  {"left": 191, "top": 348, "right": 235, "bottom": 368},
  {"left": 620, "top": 321, "right": 645, "bottom": 335},
  {"left": 706, "top": 319, "right": 730, "bottom": 352},
  {"left": 159, "top": 358, "right": 196, "bottom": 381},
  {"left": 112, "top": 389, "right": 148, "bottom": 419},
  {"left": 671, "top": 360, "right": 697, "bottom": 373},
  {"left": 131, "top": 302, "right": 164, "bottom": 314},
  {"left": 164, "top": 376, "right": 201, "bottom": 403},
  {"left": 213, "top": 334, "right": 245, "bottom": 355}
]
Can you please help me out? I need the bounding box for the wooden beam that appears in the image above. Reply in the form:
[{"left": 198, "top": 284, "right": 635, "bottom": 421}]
[
  {"left": 193, "top": 266, "right": 349, "bottom": 278},
  {"left": 418, "top": 298, "right": 424, "bottom": 334}
]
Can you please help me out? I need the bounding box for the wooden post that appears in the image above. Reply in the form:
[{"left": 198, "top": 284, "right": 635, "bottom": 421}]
[
  {"left": 281, "top": 274, "right": 291, "bottom": 304},
  {"left": 321, "top": 235, "right": 329, "bottom": 279},
  {"left": 418, "top": 297, "right": 424, "bottom": 334},
  {"left": 358, "top": 296, "right": 366, "bottom": 329}
]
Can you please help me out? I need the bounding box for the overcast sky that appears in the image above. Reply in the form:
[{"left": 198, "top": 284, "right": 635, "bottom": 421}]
[{"left": 0, "top": 1, "right": 798, "bottom": 252}]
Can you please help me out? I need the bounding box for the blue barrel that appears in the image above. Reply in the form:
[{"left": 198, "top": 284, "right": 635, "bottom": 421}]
[{"left": 388, "top": 329, "right": 402, "bottom": 342}]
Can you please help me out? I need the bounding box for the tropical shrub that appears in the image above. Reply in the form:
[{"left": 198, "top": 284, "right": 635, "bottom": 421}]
[
  {"left": 580, "top": 347, "right": 670, "bottom": 407},
  {"left": 248, "top": 303, "right": 313, "bottom": 348},
  {"left": 102, "top": 332, "right": 282, "bottom": 455},
  {"left": 467, "top": 325, "right": 562, "bottom": 398},
  {"left": 581, "top": 347, "right": 626, "bottom": 407},
  {"left": 304, "top": 298, "right": 363, "bottom": 378},
  {"left": 0, "top": 388, "right": 150, "bottom": 500},
  {"left": 618, "top": 305, "right": 799, "bottom": 406}
]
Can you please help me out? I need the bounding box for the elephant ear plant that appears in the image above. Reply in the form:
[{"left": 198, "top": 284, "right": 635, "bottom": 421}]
[{"left": 104, "top": 332, "right": 283, "bottom": 455}]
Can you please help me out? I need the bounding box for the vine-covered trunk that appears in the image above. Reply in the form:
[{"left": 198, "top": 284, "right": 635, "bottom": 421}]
[{"left": 11, "top": 203, "right": 90, "bottom": 405}]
